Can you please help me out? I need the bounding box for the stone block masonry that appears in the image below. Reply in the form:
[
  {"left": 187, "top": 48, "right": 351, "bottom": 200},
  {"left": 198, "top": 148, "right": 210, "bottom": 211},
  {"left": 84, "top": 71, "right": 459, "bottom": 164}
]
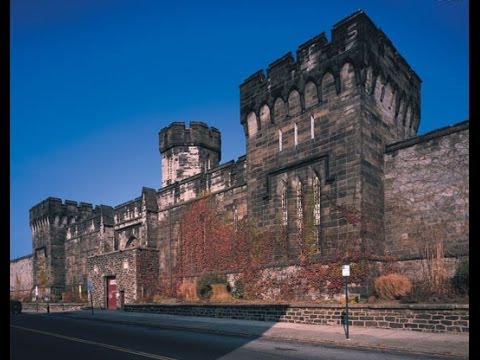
[
  {"left": 384, "top": 121, "right": 469, "bottom": 262},
  {"left": 22, "top": 302, "right": 88, "bottom": 313},
  {"left": 160, "top": 121, "right": 221, "bottom": 187},
  {"left": 124, "top": 303, "right": 468, "bottom": 334},
  {"left": 88, "top": 247, "right": 159, "bottom": 308},
  {"left": 10, "top": 255, "right": 33, "bottom": 300}
]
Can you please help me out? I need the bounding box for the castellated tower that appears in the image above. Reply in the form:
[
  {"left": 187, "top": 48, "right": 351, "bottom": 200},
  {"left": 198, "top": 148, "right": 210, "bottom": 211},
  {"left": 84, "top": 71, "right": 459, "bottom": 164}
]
[
  {"left": 29, "top": 197, "right": 95, "bottom": 299},
  {"left": 240, "top": 10, "right": 421, "bottom": 259},
  {"left": 159, "top": 121, "right": 221, "bottom": 187}
]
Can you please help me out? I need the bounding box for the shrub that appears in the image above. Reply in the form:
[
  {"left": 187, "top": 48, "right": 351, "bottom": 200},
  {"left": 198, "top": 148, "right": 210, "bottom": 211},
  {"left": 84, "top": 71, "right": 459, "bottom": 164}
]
[
  {"left": 196, "top": 273, "right": 229, "bottom": 300},
  {"left": 400, "top": 280, "right": 467, "bottom": 304},
  {"left": 61, "top": 290, "right": 83, "bottom": 303},
  {"left": 452, "top": 259, "right": 469, "bottom": 296},
  {"left": 232, "top": 279, "right": 244, "bottom": 299},
  {"left": 178, "top": 281, "right": 198, "bottom": 301},
  {"left": 374, "top": 273, "right": 412, "bottom": 300},
  {"left": 152, "top": 294, "right": 164, "bottom": 303},
  {"left": 399, "top": 281, "right": 431, "bottom": 303}
]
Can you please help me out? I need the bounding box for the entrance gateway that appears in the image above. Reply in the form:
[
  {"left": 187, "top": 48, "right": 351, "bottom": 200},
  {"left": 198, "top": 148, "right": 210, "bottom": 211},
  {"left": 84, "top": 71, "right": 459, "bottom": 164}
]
[{"left": 107, "top": 277, "right": 117, "bottom": 310}]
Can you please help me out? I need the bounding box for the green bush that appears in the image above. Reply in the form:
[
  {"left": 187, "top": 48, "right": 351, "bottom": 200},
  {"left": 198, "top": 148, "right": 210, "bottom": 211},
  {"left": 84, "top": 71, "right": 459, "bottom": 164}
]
[
  {"left": 232, "top": 279, "right": 244, "bottom": 299},
  {"left": 452, "top": 259, "right": 469, "bottom": 295},
  {"left": 197, "top": 273, "right": 229, "bottom": 300}
]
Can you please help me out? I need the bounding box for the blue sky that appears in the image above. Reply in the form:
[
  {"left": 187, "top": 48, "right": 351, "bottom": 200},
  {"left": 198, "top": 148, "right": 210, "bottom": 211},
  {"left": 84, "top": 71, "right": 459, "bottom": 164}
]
[{"left": 10, "top": 0, "right": 469, "bottom": 260}]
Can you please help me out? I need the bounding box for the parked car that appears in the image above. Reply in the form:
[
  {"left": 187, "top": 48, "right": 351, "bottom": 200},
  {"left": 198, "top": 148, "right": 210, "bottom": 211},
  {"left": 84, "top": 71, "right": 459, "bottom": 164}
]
[{"left": 10, "top": 299, "right": 22, "bottom": 314}]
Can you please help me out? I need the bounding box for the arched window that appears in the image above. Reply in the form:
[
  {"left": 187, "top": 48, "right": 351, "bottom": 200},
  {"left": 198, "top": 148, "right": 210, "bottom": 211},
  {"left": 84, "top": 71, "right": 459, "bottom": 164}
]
[
  {"left": 288, "top": 90, "right": 301, "bottom": 116},
  {"left": 304, "top": 81, "right": 319, "bottom": 108},
  {"left": 259, "top": 104, "right": 271, "bottom": 125},
  {"left": 126, "top": 236, "right": 138, "bottom": 248},
  {"left": 273, "top": 97, "right": 286, "bottom": 123},
  {"left": 246, "top": 112, "right": 258, "bottom": 137},
  {"left": 321, "top": 72, "right": 336, "bottom": 102}
]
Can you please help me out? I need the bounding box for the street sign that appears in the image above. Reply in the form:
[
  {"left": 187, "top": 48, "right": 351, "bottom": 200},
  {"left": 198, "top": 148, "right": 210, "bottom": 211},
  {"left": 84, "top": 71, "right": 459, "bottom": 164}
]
[
  {"left": 342, "top": 264, "right": 351, "bottom": 339},
  {"left": 342, "top": 264, "right": 350, "bottom": 277}
]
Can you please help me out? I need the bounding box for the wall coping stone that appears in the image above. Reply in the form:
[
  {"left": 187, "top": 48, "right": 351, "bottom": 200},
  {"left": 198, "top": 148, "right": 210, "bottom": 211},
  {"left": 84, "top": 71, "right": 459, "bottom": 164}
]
[{"left": 125, "top": 303, "right": 468, "bottom": 310}]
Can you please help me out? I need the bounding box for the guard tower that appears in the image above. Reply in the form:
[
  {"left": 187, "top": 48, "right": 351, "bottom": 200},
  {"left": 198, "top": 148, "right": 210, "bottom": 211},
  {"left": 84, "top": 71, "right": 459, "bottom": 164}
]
[
  {"left": 159, "top": 121, "right": 221, "bottom": 187},
  {"left": 239, "top": 10, "right": 421, "bottom": 258},
  {"left": 29, "top": 197, "right": 94, "bottom": 299}
]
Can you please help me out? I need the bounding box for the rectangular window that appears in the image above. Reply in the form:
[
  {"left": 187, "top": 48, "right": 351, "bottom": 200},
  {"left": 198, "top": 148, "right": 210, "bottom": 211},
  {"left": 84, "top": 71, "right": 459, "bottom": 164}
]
[{"left": 279, "top": 129, "right": 283, "bottom": 151}]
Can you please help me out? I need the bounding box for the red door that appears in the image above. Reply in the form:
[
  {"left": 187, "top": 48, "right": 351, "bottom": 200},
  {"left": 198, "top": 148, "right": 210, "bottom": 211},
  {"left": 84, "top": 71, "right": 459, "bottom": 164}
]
[{"left": 107, "top": 277, "right": 117, "bottom": 310}]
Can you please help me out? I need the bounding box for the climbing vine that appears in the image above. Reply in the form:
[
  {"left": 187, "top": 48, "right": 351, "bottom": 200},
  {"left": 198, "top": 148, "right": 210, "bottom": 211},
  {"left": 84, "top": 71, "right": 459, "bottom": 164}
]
[{"left": 156, "top": 191, "right": 373, "bottom": 302}]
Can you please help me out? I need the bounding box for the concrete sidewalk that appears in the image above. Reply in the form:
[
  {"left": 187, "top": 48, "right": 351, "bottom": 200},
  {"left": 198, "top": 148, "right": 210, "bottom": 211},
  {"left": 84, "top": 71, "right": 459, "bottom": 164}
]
[{"left": 27, "top": 309, "right": 469, "bottom": 359}]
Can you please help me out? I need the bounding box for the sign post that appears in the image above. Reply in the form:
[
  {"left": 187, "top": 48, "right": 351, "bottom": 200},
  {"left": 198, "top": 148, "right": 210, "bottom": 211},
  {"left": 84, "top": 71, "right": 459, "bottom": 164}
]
[
  {"left": 87, "top": 278, "right": 94, "bottom": 315},
  {"left": 342, "top": 264, "right": 350, "bottom": 339}
]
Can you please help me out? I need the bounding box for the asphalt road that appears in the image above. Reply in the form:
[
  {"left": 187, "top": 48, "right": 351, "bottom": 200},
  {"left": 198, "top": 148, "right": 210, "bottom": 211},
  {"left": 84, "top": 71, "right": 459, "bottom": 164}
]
[{"left": 10, "top": 313, "right": 452, "bottom": 360}]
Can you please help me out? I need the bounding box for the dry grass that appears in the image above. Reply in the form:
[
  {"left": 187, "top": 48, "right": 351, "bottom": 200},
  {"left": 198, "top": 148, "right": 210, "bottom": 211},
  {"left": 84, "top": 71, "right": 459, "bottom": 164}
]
[{"left": 374, "top": 273, "right": 412, "bottom": 300}]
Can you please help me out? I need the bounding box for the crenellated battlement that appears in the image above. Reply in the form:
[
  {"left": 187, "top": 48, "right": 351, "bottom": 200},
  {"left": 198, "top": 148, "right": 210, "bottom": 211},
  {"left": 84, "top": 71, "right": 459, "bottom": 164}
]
[
  {"left": 296, "top": 32, "right": 329, "bottom": 64},
  {"left": 159, "top": 121, "right": 221, "bottom": 154},
  {"left": 65, "top": 204, "right": 115, "bottom": 239},
  {"left": 240, "top": 10, "right": 421, "bottom": 137},
  {"left": 159, "top": 121, "right": 222, "bottom": 187},
  {"left": 29, "top": 197, "right": 96, "bottom": 226}
]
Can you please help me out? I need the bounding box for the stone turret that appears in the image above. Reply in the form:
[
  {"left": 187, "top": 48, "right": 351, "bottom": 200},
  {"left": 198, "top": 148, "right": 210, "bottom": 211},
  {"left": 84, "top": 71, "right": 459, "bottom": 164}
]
[{"left": 159, "top": 121, "right": 221, "bottom": 187}]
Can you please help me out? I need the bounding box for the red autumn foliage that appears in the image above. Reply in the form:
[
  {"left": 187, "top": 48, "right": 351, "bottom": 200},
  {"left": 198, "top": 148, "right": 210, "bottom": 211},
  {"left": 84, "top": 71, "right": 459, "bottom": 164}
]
[
  {"left": 156, "top": 194, "right": 373, "bottom": 301},
  {"left": 176, "top": 196, "right": 235, "bottom": 276}
]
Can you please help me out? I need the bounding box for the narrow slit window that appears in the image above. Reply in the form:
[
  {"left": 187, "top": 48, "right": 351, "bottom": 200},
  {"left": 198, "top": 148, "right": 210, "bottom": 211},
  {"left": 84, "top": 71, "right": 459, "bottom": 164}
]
[
  {"left": 205, "top": 154, "right": 211, "bottom": 172},
  {"left": 167, "top": 156, "right": 173, "bottom": 184},
  {"left": 294, "top": 123, "right": 298, "bottom": 146},
  {"left": 281, "top": 184, "right": 288, "bottom": 226},
  {"left": 313, "top": 175, "right": 321, "bottom": 251},
  {"left": 310, "top": 116, "right": 315, "bottom": 139},
  {"left": 313, "top": 176, "right": 321, "bottom": 226},
  {"left": 233, "top": 203, "right": 238, "bottom": 232},
  {"left": 279, "top": 129, "right": 283, "bottom": 152},
  {"left": 296, "top": 181, "right": 303, "bottom": 232}
]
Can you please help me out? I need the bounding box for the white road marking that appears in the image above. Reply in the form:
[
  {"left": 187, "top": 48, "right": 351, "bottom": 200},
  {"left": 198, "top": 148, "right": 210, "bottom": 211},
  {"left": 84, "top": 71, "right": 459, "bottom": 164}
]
[{"left": 11, "top": 325, "right": 177, "bottom": 360}]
